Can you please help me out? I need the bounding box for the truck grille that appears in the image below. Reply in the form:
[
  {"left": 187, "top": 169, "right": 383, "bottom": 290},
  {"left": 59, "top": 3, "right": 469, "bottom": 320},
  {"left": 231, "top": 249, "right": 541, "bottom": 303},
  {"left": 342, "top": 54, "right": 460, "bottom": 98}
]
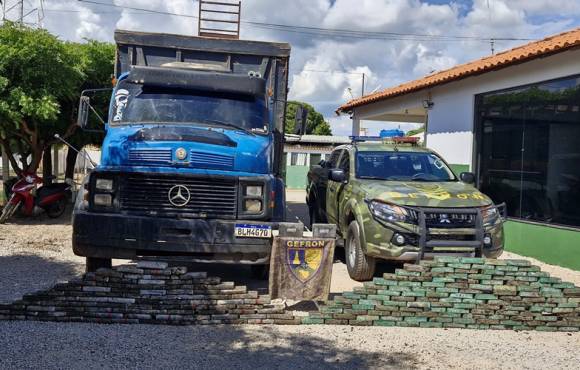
[
  {"left": 190, "top": 151, "right": 234, "bottom": 170},
  {"left": 119, "top": 174, "right": 237, "bottom": 218},
  {"left": 128, "top": 149, "right": 172, "bottom": 164}
]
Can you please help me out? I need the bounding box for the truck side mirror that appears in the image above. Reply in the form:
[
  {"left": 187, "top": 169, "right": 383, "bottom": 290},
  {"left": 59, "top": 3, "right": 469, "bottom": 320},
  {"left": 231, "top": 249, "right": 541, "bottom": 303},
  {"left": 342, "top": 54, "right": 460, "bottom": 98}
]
[
  {"left": 77, "top": 96, "right": 90, "bottom": 128},
  {"left": 460, "top": 172, "right": 475, "bottom": 184},
  {"left": 294, "top": 105, "right": 308, "bottom": 135},
  {"left": 318, "top": 159, "right": 326, "bottom": 167},
  {"left": 329, "top": 168, "right": 346, "bottom": 183}
]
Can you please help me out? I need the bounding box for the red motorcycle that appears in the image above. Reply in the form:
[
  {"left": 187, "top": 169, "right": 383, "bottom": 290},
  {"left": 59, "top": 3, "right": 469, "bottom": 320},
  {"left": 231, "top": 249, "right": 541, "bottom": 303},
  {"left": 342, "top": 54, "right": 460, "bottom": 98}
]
[{"left": 0, "top": 172, "right": 72, "bottom": 223}]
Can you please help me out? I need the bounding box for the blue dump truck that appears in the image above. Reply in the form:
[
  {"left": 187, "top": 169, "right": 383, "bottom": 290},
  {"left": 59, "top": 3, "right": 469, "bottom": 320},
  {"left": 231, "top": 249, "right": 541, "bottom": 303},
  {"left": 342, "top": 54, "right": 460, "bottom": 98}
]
[{"left": 73, "top": 30, "right": 300, "bottom": 272}]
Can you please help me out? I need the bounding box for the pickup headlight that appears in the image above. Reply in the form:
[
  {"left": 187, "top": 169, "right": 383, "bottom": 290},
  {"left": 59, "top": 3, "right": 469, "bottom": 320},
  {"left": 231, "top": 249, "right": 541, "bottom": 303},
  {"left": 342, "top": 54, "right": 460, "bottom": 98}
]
[
  {"left": 368, "top": 200, "right": 416, "bottom": 224},
  {"left": 481, "top": 205, "right": 499, "bottom": 226}
]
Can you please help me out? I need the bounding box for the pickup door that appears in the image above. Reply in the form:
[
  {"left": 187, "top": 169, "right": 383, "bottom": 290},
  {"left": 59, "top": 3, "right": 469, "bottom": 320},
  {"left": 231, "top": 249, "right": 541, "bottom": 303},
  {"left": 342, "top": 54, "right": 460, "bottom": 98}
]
[
  {"left": 308, "top": 149, "right": 340, "bottom": 222},
  {"left": 326, "top": 149, "right": 350, "bottom": 225}
]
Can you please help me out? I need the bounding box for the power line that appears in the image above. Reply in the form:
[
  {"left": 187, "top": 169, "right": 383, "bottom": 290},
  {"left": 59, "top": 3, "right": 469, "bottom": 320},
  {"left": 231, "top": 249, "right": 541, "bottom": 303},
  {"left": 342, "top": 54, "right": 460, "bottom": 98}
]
[{"left": 73, "top": 0, "right": 534, "bottom": 43}]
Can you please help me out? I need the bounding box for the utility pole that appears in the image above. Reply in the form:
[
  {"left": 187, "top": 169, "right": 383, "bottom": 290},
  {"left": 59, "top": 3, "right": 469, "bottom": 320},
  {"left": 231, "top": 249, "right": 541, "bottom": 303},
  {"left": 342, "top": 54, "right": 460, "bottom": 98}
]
[
  {"left": 490, "top": 38, "right": 495, "bottom": 55},
  {"left": 361, "top": 73, "right": 366, "bottom": 97}
]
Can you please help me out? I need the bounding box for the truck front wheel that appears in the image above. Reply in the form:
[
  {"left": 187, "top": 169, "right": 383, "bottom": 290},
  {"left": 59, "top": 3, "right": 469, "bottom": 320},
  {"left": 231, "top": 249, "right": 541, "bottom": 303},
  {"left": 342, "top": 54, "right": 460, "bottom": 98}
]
[
  {"left": 86, "top": 257, "right": 112, "bottom": 273},
  {"left": 345, "top": 221, "right": 376, "bottom": 281}
]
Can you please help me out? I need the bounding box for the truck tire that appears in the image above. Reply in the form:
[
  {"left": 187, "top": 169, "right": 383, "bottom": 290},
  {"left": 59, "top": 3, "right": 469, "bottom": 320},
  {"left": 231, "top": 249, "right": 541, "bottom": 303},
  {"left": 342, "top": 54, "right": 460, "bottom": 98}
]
[
  {"left": 86, "top": 257, "right": 112, "bottom": 273},
  {"left": 345, "top": 220, "right": 376, "bottom": 281}
]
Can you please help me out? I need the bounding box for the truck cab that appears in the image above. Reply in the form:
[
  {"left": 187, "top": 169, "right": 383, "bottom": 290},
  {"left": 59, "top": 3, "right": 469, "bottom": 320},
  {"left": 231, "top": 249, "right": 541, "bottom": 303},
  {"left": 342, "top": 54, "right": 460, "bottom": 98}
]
[
  {"left": 72, "top": 30, "right": 292, "bottom": 271},
  {"left": 307, "top": 138, "right": 505, "bottom": 281}
]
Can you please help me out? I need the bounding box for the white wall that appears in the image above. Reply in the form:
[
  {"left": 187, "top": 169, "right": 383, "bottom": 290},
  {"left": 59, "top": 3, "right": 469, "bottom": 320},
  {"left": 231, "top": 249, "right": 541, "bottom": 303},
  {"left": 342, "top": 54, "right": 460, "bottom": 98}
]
[{"left": 352, "top": 48, "right": 580, "bottom": 168}]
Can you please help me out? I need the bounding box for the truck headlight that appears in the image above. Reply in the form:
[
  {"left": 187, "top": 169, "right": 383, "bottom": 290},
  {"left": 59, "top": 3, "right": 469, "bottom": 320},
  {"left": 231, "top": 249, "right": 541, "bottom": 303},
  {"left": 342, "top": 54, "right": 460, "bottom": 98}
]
[
  {"left": 245, "top": 185, "right": 263, "bottom": 197},
  {"left": 244, "top": 199, "right": 262, "bottom": 212},
  {"left": 481, "top": 205, "right": 499, "bottom": 226},
  {"left": 95, "top": 178, "right": 114, "bottom": 191},
  {"left": 94, "top": 194, "right": 113, "bottom": 207},
  {"left": 369, "top": 200, "right": 415, "bottom": 224}
]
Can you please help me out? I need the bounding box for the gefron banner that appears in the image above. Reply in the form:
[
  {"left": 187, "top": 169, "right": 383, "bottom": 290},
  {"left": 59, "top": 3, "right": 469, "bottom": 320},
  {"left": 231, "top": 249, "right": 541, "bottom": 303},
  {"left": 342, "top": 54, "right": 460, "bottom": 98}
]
[{"left": 269, "top": 237, "right": 336, "bottom": 301}]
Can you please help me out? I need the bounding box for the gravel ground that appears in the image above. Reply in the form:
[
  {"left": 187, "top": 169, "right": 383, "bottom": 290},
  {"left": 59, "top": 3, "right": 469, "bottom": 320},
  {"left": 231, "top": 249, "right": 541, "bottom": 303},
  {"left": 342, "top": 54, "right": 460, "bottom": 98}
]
[
  {"left": 1, "top": 195, "right": 580, "bottom": 369},
  {"left": 0, "top": 322, "right": 578, "bottom": 370}
]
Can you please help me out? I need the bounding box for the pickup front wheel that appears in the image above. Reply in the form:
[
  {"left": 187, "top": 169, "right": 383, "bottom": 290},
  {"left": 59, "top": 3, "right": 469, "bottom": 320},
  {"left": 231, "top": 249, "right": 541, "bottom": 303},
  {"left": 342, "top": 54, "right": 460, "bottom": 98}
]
[{"left": 345, "top": 221, "right": 376, "bottom": 281}]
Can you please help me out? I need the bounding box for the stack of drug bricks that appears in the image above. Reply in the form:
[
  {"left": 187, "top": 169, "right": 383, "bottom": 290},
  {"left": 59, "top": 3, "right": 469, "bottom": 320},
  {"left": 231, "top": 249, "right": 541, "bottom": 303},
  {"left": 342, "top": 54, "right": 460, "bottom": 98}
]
[
  {"left": 304, "top": 257, "right": 580, "bottom": 331},
  {"left": 0, "top": 261, "right": 299, "bottom": 325}
]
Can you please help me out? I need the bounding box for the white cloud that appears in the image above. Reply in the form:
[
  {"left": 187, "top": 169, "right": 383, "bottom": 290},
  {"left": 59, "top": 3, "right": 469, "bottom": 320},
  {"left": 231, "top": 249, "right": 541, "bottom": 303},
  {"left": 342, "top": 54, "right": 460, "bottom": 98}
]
[
  {"left": 31, "top": 0, "right": 580, "bottom": 126},
  {"left": 40, "top": 0, "right": 109, "bottom": 41}
]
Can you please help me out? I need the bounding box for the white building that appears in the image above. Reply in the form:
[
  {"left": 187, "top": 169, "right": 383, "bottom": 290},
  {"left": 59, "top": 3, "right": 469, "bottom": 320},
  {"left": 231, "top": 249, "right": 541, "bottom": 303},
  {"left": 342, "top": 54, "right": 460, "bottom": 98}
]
[{"left": 337, "top": 28, "right": 580, "bottom": 270}]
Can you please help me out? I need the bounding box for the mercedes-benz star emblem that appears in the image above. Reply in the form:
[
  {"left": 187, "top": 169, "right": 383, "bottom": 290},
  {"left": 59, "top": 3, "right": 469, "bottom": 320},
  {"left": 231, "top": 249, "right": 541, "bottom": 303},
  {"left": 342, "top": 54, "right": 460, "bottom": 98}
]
[
  {"left": 175, "top": 148, "right": 187, "bottom": 160},
  {"left": 168, "top": 185, "right": 190, "bottom": 207}
]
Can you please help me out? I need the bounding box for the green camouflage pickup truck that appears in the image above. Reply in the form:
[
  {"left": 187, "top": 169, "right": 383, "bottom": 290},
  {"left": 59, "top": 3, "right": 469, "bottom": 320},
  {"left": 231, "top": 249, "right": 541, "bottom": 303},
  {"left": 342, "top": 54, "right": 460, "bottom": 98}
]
[{"left": 306, "top": 139, "right": 505, "bottom": 281}]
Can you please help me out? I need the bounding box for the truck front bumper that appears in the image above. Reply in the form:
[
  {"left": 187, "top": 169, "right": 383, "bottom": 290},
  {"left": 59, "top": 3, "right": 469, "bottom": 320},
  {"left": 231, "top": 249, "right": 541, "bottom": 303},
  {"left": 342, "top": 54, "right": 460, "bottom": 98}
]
[{"left": 73, "top": 211, "right": 274, "bottom": 264}]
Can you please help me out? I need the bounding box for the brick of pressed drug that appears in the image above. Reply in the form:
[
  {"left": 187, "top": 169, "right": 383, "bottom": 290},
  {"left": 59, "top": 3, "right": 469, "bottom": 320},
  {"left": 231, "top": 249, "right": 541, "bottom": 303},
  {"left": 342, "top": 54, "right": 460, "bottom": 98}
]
[
  {"left": 136, "top": 261, "right": 169, "bottom": 270},
  {"left": 348, "top": 320, "right": 373, "bottom": 326},
  {"left": 403, "top": 263, "right": 425, "bottom": 272},
  {"left": 431, "top": 267, "right": 455, "bottom": 273},
  {"left": 399, "top": 281, "right": 422, "bottom": 287},
  {"left": 493, "top": 286, "right": 517, "bottom": 296},
  {"left": 373, "top": 278, "right": 398, "bottom": 286},
  {"left": 82, "top": 286, "right": 111, "bottom": 293}
]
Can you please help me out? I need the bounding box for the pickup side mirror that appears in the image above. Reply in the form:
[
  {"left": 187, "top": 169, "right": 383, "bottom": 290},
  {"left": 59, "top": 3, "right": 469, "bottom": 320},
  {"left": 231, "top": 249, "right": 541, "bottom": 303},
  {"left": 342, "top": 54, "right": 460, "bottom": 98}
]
[
  {"left": 77, "top": 96, "right": 90, "bottom": 128},
  {"left": 318, "top": 159, "right": 327, "bottom": 168},
  {"left": 329, "top": 168, "right": 346, "bottom": 183},
  {"left": 460, "top": 172, "right": 476, "bottom": 184}
]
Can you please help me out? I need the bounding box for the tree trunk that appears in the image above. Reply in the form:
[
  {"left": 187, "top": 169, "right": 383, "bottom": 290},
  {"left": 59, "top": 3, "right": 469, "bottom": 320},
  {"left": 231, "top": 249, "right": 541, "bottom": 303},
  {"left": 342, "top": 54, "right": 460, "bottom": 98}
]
[
  {"left": 42, "top": 146, "right": 52, "bottom": 185},
  {"left": 65, "top": 147, "right": 78, "bottom": 183},
  {"left": 1, "top": 144, "right": 10, "bottom": 182}
]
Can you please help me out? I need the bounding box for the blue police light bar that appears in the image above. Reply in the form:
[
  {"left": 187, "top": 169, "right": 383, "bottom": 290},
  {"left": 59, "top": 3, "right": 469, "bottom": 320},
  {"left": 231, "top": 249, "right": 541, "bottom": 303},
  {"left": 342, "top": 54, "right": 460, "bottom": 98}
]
[{"left": 349, "top": 136, "right": 384, "bottom": 142}]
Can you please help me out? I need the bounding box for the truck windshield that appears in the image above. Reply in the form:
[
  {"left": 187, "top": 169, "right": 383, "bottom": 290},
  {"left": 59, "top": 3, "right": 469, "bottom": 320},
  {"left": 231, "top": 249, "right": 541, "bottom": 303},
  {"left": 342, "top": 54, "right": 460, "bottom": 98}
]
[
  {"left": 356, "top": 151, "right": 456, "bottom": 182},
  {"left": 110, "top": 81, "right": 268, "bottom": 131}
]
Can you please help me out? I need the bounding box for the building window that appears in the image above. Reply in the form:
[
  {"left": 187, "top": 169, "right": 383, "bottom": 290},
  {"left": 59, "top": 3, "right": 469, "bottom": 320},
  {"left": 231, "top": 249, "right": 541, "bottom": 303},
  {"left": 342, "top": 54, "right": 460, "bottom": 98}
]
[
  {"left": 476, "top": 75, "right": 580, "bottom": 228},
  {"left": 290, "top": 152, "right": 307, "bottom": 166}
]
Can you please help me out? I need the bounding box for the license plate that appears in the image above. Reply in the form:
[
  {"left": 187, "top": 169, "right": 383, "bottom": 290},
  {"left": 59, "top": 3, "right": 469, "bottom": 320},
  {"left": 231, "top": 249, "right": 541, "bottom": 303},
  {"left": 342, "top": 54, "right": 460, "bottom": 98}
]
[{"left": 234, "top": 224, "right": 272, "bottom": 238}]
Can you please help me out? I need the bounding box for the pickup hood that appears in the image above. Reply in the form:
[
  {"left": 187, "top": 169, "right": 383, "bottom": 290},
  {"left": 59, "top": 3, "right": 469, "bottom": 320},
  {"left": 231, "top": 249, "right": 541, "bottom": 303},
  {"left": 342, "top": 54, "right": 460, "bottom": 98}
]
[
  {"left": 360, "top": 180, "right": 493, "bottom": 208},
  {"left": 101, "top": 125, "right": 272, "bottom": 174}
]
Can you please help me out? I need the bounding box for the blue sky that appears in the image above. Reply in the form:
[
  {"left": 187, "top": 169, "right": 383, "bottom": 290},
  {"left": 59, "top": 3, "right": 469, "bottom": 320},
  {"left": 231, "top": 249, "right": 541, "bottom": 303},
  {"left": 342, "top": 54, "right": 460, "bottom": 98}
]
[{"left": 6, "top": 0, "right": 580, "bottom": 135}]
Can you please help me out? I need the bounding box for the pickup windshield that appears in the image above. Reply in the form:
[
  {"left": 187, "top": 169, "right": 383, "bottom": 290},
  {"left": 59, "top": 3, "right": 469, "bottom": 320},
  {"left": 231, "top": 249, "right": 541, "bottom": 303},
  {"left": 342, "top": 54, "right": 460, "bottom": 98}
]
[
  {"left": 110, "top": 81, "right": 268, "bottom": 131},
  {"left": 356, "top": 151, "right": 456, "bottom": 181}
]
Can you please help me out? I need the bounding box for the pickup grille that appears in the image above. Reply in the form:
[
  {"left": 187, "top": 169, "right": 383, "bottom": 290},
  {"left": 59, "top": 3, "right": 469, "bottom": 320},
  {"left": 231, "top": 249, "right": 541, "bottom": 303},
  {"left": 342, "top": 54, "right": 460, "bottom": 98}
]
[
  {"left": 424, "top": 211, "right": 476, "bottom": 228},
  {"left": 190, "top": 151, "right": 234, "bottom": 170},
  {"left": 128, "top": 149, "right": 172, "bottom": 164},
  {"left": 119, "top": 174, "right": 237, "bottom": 218}
]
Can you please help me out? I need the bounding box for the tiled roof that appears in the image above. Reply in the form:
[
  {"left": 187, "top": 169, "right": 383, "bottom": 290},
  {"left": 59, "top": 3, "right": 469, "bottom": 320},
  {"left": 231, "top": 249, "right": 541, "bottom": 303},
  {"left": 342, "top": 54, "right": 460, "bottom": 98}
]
[{"left": 337, "top": 27, "right": 580, "bottom": 113}]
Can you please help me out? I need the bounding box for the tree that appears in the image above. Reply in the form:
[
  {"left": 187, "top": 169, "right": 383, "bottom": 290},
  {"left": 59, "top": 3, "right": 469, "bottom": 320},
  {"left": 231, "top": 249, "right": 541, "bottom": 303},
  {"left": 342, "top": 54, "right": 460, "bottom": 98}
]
[
  {"left": 285, "top": 101, "right": 332, "bottom": 135},
  {"left": 0, "top": 23, "right": 114, "bottom": 178}
]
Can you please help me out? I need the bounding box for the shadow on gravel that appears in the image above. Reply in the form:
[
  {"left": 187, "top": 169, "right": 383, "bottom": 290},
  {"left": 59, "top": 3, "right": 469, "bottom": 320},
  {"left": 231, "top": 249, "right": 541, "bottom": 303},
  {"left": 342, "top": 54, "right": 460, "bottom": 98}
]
[
  {"left": 0, "top": 322, "right": 420, "bottom": 369},
  {"left": 0, "top": 254, "right": 81, "bottom": 303},
  {"left": 0, "top": 206, "right": 72, "bottom": 226}
]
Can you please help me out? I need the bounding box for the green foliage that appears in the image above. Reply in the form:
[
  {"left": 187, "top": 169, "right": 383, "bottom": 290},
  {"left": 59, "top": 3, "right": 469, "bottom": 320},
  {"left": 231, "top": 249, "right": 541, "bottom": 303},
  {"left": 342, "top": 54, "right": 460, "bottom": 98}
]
[
  {"left": 0, "top": 22, "right": 114, "bottom": 173},
  {"left": 285, "top": 101, "right": 332, "bottom": 135}
]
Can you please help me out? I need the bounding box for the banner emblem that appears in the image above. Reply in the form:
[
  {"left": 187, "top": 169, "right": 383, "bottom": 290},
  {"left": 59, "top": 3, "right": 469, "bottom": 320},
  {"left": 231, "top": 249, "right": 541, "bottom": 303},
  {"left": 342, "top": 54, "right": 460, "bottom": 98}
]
[{"left": 285, "top": 240, "right": 325, "bottom": 283}]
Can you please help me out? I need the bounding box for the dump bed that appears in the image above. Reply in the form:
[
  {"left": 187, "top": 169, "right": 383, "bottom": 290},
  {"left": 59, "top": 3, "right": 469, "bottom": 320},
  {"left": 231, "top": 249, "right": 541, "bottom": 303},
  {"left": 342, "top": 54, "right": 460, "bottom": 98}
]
[{"left": 113, "top": 30, "right": 291, "bottom": 173}]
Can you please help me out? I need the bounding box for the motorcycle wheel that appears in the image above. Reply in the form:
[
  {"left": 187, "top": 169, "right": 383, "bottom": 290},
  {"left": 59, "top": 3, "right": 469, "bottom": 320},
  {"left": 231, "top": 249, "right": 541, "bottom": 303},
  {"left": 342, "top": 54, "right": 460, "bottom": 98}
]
[
  {"left": 0, "top": 199, "right": 20, "bottom": 224},
  {"left": 46, "top": 198, "right": 67, "bottom": 218}
]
